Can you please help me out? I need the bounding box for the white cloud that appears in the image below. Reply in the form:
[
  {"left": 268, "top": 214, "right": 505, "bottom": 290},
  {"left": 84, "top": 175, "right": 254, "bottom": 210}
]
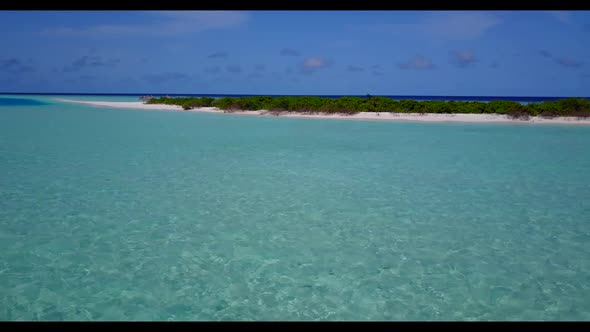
[
  {"left": 300, "top": 57, "right": 332, "bottom": 74},
  {"left": 451, "top": 50, "right": 477, "bottom": 67},
  {"left": 41, "top": 11, "right": 249, "bottom": 37},
  {"left": 303, "top": 57, "right": 328, "bottom": 69},
  {"left": 556, "top": 57, "right": 583, "bottom": 68},
  {"left": 365, "top": 12, "right": 502, "bottom": 41},
  {"left": 398, "top": 56, "right": 434, "bottom": 70}
]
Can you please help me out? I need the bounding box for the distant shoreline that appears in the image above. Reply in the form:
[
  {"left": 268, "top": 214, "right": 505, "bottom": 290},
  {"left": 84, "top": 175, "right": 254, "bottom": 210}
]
[
  {"left": 55, "top": 98, "right": 590, "bottom": 125},
  {"left": 5, "top": 92, "right": 587, "bottom": 103}
]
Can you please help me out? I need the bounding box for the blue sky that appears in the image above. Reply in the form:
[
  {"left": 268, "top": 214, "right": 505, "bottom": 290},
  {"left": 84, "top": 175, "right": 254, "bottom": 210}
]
[{"left": 0, "top": 10, "right": 589, "bottom": 96}]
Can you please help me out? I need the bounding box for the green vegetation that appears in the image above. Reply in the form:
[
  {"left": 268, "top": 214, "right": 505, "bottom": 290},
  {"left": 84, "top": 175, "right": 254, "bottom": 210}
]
[
  {"left": 146, "top": 96, "right": 216, "bottom": 110},
  {"left": 146, "top": 96, "right": 590, "bottom": 118}
]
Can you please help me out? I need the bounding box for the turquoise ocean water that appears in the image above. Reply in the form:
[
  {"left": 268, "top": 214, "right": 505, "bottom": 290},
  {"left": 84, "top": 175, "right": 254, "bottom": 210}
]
[{"left": 1, "top": 95, "right": 590, "bottom": 321}]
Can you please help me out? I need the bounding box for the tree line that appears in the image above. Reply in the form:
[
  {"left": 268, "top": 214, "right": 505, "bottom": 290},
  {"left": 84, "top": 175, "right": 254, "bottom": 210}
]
[{"left": 146, "top": 96, "right": 590, "bottom": 118}]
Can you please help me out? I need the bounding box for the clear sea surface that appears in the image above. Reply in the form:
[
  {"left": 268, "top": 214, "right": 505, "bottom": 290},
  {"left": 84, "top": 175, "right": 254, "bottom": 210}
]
[{"left": 1, "top": 95, "right": 590, "bottom": 321}]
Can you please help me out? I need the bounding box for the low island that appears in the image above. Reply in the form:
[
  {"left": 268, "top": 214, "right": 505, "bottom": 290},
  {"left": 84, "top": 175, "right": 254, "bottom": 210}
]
[{"left": 57, "top": 96, "right": 590, "bottom": 125}]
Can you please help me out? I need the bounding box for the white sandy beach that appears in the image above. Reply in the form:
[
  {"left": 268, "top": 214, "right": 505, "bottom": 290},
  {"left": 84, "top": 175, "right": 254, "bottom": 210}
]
[{"left": 55, "top": 98, "right": 590, "bottom": 125}]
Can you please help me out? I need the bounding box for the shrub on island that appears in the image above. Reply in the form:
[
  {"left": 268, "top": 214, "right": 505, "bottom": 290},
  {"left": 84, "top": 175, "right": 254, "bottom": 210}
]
[{"left": 146, "top": 96, "right": 590, "bottom": 117}]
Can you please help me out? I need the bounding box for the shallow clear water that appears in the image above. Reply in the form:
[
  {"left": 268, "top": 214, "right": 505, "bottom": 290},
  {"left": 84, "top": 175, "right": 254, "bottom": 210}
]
[{"left": 1, "top": 96, "right": 590, "bottom": 321}]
